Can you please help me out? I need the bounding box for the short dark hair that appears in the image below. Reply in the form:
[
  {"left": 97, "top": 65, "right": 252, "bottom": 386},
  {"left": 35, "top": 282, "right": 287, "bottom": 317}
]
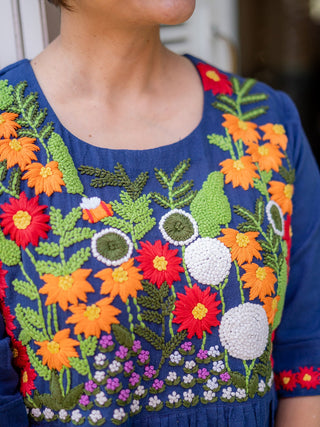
[{"left": 48, "top": 0, "right": 72, "bottom": 10}]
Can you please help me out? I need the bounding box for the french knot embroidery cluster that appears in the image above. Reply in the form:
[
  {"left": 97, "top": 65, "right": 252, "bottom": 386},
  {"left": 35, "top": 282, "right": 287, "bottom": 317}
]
[{"left": 0, "top": 62, "right": 300, "bottom": 425}]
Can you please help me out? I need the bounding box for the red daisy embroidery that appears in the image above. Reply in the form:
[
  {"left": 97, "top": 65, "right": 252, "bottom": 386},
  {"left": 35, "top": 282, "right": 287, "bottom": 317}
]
[
  {"left": 11, "top": 338, "right": 30, "bottom": 369},
  {"left": 20, "top": 362, "right": 37, "bottom": 397},
  {"left": 0, "top": 301, "right": 16, "bottom": 338},
  {"left": 283, "top": 215, "right": 292, "bottom": 274},
  {"left": 277, "top": 370, "right": 297, "bottom": 391},
  {"left": 0, "top": 191, "right": 50, "bottom": 249},
  {"left": 136, "top": 240, "right": 184, "bottom": 288},
  {"left": 196, "top": 63, "right": 233, "bottom": 95},
  {"left": 172, "top": 284, "right": 221, "bottom": 339},
  {"left": 296, "top": 367, "right": 320, "bottom": 390},
  {"left": 0, "top": 261, "right": 8, "bottom": 301}
]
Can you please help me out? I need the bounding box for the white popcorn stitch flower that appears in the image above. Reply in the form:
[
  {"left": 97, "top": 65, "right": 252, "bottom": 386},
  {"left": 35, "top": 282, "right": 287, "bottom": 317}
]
[
  {"left": 170, "top": 351, "right": 182, "bottom": 363},
  {"left": 80, "top": 196, "right": 101, "bottom": 210},
  {"left": 203, "top": 390, "right": 215, "bottom": 401},
  {"left": 208, "top": 345, "right": 221, "bottom": 357},
  {"left": 222, "top": 387, "right": 236, "bottom": 400},
  {"left": 94, "top": 371, "right": 106, "bottom": 382},
  {"left": 135, "top": 385, "right": 146, "bottom": 396},
  {"left": 31, "top": 408, "right": 42, "bottom": 418},
  {"left": 96, "top": 391, "right": 108, "bottom": 405},
  {"left": 113, "top": 408, "right": 126, "bottom": 421},
  {"left": 168, "top": 391, "right": 180, "bottom": 404},
  {"left": 94, "top": 353, "right": 107, "bottom": 366},
  {"left": 109, "top": 360, "right": 121, "bottom": 373},
  {"left": 71, "top": 409, "right": 83, "bottom": 422},
  {"left": 206, "top": 377, "right": 219, "bottom": 390},
  {"left": 258, "top": 379, "right": 266, "bottom": 392},
  {"left": 235, "top": 388, "right": 246, "bottom": 399},
  {"left": 130, "top": 400, "right": 140, "bottom": 413},
  {"left": 185, "top": 360, "right": 196, "bottom": 369},
  {"left": 212, "top": 360, "right": 225, "bottom": 372},
  {"left": 148, "top": 396, "right": 161, "bottom": 408},
  {"left": 58, "top": 409, "right": 68, "bottom": 421},
  {"left": 166, "top": 371, "right": 177, "bottom": 381},
  {"left": 182, "top": 374, "right": 194, "bottom": 384},
  {"left": 183, "top": 389, "right": 195, "bottom": 403},
  {"left": 43, "top": 408, "right": 55, "bottom": 420},
  {"left": 89, "top": 410, "right": 103, "bottom": 423}
]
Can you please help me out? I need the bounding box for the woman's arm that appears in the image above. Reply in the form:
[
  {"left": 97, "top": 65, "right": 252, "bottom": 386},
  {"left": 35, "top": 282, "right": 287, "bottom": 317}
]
[{"left": 276, "top": 396, "right": 320, "bottom": 427}]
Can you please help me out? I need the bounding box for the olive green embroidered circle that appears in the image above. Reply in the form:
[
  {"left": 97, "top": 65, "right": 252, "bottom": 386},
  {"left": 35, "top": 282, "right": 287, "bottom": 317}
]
[
  {"left": 92, "top": 228, "right": 133, "bottom": 266},
  {"left": 266, "top": 201, "right": 284, "bottom": 237},
  {"left": 159, "top": 209, "right": 198, "bottom": 246}
]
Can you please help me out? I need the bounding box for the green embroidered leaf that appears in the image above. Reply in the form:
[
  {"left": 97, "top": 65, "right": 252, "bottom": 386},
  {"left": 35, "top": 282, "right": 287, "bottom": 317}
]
[
  {"left": 158, "top": 282, "right": 170, "bottom": 299},
  {"left": 190, "top": 171, "right": 231, "bottom": 238},
  {"left": 234, "top": 205, "right": 256, "bottom": 223},
  {"left": 18, "top": 329, "right": 32, "bottom": 346},
  {"left": 172, "top": 181, "right": 195, "bottom": 198},
  {"left": 49, "top": 371, "right": 63, "bottom": 403},
  {"left": 133, "top": 325, "right": 165, "bottom": 350},
  {"left": 149, "top": 192, "right": 171, "bottom": 209},
  {"left": 239, "top": 78, "right": 256, "bottom": 97},
  {"left": 80, "top": 336, "right": 98, "bottom": 357},
  {"left": 136, "top": 295, "right": 161, "bottom": 310},
  {"left": 134, "top": 216, "right": 156, "bottom": 241},
  {"left": 62, "top": 207, "right": 82, "bottom": 231},
  {"left": 49, "top": 207, "right": 64, "bottom": 236},
  {"left": 230, "top": 372, "right": 246, "bottom": 389},
  {"left": 241, "top": 107, "right": 269, "bottom": 121},
  {"left": 253, "top": 362, "right": 268, "bottom": 376},
  {"left": 0, "top": 229, "right": 21, "bottom": 266},
  {"left": 17, "top": 128, "right": 36, "bottom": 138},
  {"left": 216, "top": 94, "right": 237, "bottom": 109},
  {"left": 0, "top": 80, "right": 14, "bottom": 109},
  {"left": 260, "top": 170, "right": 273, "bottom": 183},
  {"left": 163, "top": 331, "right": 188, "bottom": 358},
  {"left": 15, "top": 305, "right": 45, "bottom": 331},
  {"left": 27, "top": 347, "right": 51, "bottom": 380},
  {"left": 101, "top": 216, "right": 131, "bottom": 234},
  {"left": 170, "top": 159, "right": 191, "bottom": 183},
  {"left": 63, "top": 384, "right": 85, "bottom": 410},
  {"left": 279, "top": 166, "right": 295, "bottom": 184},
  {"left": 237, "top": 221, "right": 258, "bottom": 233},
  {"left": 273, "top": 241, "right": 288, "bottom": 330},
  {"left": 207, "top": 133, "right": 230, "bottom": 151},
  {"left": 64, "top": 247, "right": 91, "bottom": 274},
  {"left": 69, "top": 357, "right": 89, "bottom": 376},
  {"left": 0, "top": 160, "right": 8, "bottom": 182},
  {"left": 212, "top": 101, "right": 236, "bottom": 115},
  {"left": 112, "top": 324, "right": 134, "bottom": 349},
  {"left": 38, "top": 122, "right": 54, "bottom": 140},
  {"left": 35, "top": 242, "right": 60, "bottom": 257},
  {"left": 248, "top": 373, "right": 259, "bottom": 398},
  {"left": 8, "top": 167, "right": 22, "bottom": 195},
  {"left": 60, "top": 228, "right": 95, "bottom": 248},
  {"left": 254, "top": 197, "right": 265, "bottom": 226},
  {"left": 142, "top": 281, "right": 160, "bottom": 299},
  {"left": 48, "top": 132, "right": 84, "bottom": 195},
  {"left": 241, "top": 93, "right": 268, "bottom": 104},
  {"left": 33, "top": 108, "right": 47, "bottom": 128},
  {"left": 163, "top": 295, "right": 176, "bottom": 315},
  {"left": 253, "top": 178, "right": 268, "bottom": 197},
  {"left": 12, "top": 279, "right": 38, "bottom": 300},
  {"left": 262, "top": 253, "right": 278, "bottom": 272},
  {"left": 154, "top": 169, "right": 169, "bottom": 189},
  {"left": 35, "top": 260, "right": 65, "bottom": 276},
  {"left": 231, "top": 77, "right": 240, "bottom": 94},
  {"left": 141, "top": 310, "right": 163, "bottom": 324}
]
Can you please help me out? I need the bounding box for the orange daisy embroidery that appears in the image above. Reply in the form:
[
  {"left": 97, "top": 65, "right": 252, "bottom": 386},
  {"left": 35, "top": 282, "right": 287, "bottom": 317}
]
[
  {"left": 35, "top": 329, "right": 79, "bottom": 371},
  {"left": 0, "top": 113, "right": 21, "bottom": 139},
  {"left": 22, "top": 161, "right": 65, "bottom": 196},
  {"left": 218, "top": 228, "right": 262, "bottom": 265},
  {"left": 66, "top": 297, "right": 121, "bottom": 338},
  {"left": 220, "top": 156, "right": 259, "bottom": 190},
  {"left": 222, "top": 114, "right": 260, "bottom": 145},
  {"left": 0, "top": 137, "right": 40, "bottom": 171},
  {"left": 246, "top": 142, "right": 285, "bottom": 172},
  {"left": 260, "top": 123, "right": 288, "bottom": 150},
  {"left": 95, "top": 258, "right": 143, "bottom": 303},
  {"left": 262, "top": 295, "right": 281, "bottom": 325},
  {"left": 268, "top": 181, "right": 294, "bottom": 215},
  {"left": 39, "top": 269, "right": 94, "bottom": 311},
  {"left": 241, "top": 263, "right": 277, "bottom": 301}
]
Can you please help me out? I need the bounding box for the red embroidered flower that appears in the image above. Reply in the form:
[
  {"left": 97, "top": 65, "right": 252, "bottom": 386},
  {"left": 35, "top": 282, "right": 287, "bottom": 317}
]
[
  {"left": 136, "top": 240, "right": 184, "bottom": 288},
  {"left": 0, "top": 261, "right": 8, "bottom": 301},
  {"left": 0, "top": 192, "right": 50, "bottom": 248},
  {"left": 0, "top": 301, "right": 16, "bottom": 338},
  {"left": 172, "top": 284, "right": 221, "bottom": 339},
  {"left": 20, "top": 362, "right": 37, "bottom": 397},
  {"left": 196, "top": 63, "right": 233, "bottom": 95},
  {"left": 296, "top": 367, "right": 320, "bottom": 390},
  {"left": 277, "top": 370, "right": 297, "bottom": 391},
  {"left": 283, "top": 215, "right": 292, "bottom": 273},
  {"left": 11, "top": 338, "right": 30, "bottom": 369}
]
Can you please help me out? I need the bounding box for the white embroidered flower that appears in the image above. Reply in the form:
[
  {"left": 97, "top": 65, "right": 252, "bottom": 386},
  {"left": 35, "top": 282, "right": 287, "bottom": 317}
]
[
  {"left": 109, "top": 360, "right": 121, "bottom": 373},
  {"left": 219, "top": 303, "right": 269, "bottom": 360},
  {"left": 113, "top": 408, "right": 126, "bottom": 421},
  {"left": 266, "top": 200, "right": 284, "bottom": 237},
  {"left": 80, "top": 196, "right": 101, "bottom": 210},
  {"left": 91, "top": 228, "right": 133, "bottom": 267},
  {"left": 58, "top": 409, "right": 68, "bottom": 421},
  {"left": 94, "top": 371, "right": 106, "bottom": 383},
  {"left": 185, "top": 237, "right": 231, "bottom": 285},
  {"left": 43, "top": 408, "right": 55, "bottom": 420},
  {"left": 258, "top": 379, "right": 266, "bottom": 392},
  {"left": 94, "top": 353, "right": 106, "bottom": 366},
  {"left": 182, "top": 374, "right": 194, "bottom": 384},
  {"left": 89, "top": 410, "right": 103, "bottom": 423},
  {"left": 148, "top": 396, "right": 162, "bottom": 408},
  {"left": 208, "top": 345, "right": 221, "bottom": 357},
  {"left": 185, "top": 360, "right": 196, "bottom": 370},
  {"left": 203, "top": 390, "right": 215, "bottom": 401},
  {"left": 31, "top": 408, "right": 41, "bottom": 418},
  {"left": 206, "top": 377, "right": 219, "bottom": 390},
  {"left": 183, "top": 389, "right": 195, "bottom": 403},
  {"left": 170, "top": 351, "right": 182, "bottom": 364},
  {"left": 159, "top": 209, "right": 198, "bottom": 246},
  {"left": 71, "top": 409, "right": 83, "bottom": 422},
  {"left": 267, "top": 374, "right": 274, "bottom": 388},
  {"left": 235, "top": 388, "right": 246, "bottom": 399},
  {"left": 96, "top": 391, "right": 108, "bottom": 406},
  {"left": 222, "top": 387, "right": 235, "bottom": 399},
  {"left": 212, "top": 360, "right": 225, "bottom": 372},
  {"left": 168, "top": 391, "right": 181, "bottom": 404},
  {"left": 135, "top": 385, "right": 146, "bottom": 396},
  {"left": 130, "top": 399, "right": 140, "bottom": 413}
]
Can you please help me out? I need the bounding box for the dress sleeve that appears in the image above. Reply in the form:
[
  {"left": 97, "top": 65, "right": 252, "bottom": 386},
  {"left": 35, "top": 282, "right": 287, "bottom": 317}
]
[{"left": 273, "top": 92, "right": 320, "bottom": 397}]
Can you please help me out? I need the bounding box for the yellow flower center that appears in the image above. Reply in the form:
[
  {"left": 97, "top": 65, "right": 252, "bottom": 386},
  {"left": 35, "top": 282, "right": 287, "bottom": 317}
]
[
  {"left": 206, "top": 70, "right": 221, "bottom": 82},
  {"left": 282, "top": 377, "right": 290, "bottom": 385},
  {"left": 192, "top": 303, "right": 208, "bottom": 320},
  {"left": 233, "top": 160, "right": 245, "bottom": 171},
  {"left": 40, "top": 166, "right": 53, "bottom": 178},
  {"left": 284, "top": 184, "right": 294, "bottom": 199},
  {"left": 47, "top": 341, "right": 60, "bottom": 354},
  {"left": 58, "top": 275, "right": 74, "bottom": 290},
  {"left": 22, "top": 371, "right": 28, "bottom": 383},
  {"left": 303, "top": 374, "right": 312, "bottom": 382},
  {"left": 236, "top": 233, "right": 250, "bottom": 248},
  {"left": 9, "top": 138, "right": 22, "bottom": 151},
  {"left": 12, "top": 210, "right": 31, "bottom": 230},
  {"left": 153, "top": 256, "right": 168, "bottom": 271},
  {"left": 238, "top": 120, "right": 248, "bottom": 130},
  {"left": 272, "top": 297, "right": 279, "bottom": 311},
  {"left": 12, "top": 348, "right": 19, "bottom": 358},
  {"left": 258, "top": 145, "right": 269, "bottom": 156},
  {"left": 112, "top": 266, "right": 129, "bottom": 283},
  {"left": 256, "top": 267, "right": 267, "bottom": 281},
  {"left": 273, "top": 124, "right": 285, "bottom": 135},
  {"left": 289, "top": 226, "right": 293, "bottom": 238},
  {"left": 0, "top": 117, "right": 5, "bottom": 124},
  {"left": 84, "top": 304, "right": 101, "bottom": 321}
]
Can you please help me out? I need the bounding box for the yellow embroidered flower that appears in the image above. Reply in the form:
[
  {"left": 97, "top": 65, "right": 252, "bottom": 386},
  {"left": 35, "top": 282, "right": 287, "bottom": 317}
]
[
  {"left": 262, "top": 295, "right": 281, "bottom": 325},
  {"left": 268, "top": 181, "right": 294, "bottom": 215},
  {"left": 218, "top": 228, "right": 262, "bottom": 265},
  {"left": 0, "top": 112, "right": 21, "bottom": 139},
  {"left": 220, "top": 156, "right": 259, "bottom": 190},
  {"left": 0, "top": 137, "right": 40, "bottom": 171},
  {"left": 222, "top": 114, "right": 260, "bottom": 145},
  {"left": 246, "top": 142, "right": 285, "bottom": 172},
  {"left": 241, "top": 263, "right": 277, "bottom": 301},
  {"left": 22, "top": 161, "right": 65, "bottom": 196},
  {"left": 260, "top": 123, "right": 288, "bottom": 150}
]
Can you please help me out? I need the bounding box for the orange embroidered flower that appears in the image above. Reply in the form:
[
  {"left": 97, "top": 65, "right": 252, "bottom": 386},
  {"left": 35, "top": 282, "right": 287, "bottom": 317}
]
[
  {"left": 196, "top": 63, "right": 233, "bottom": 95},
  {"left": 95, "top": 258, "right": 143, "bottom": 303},
  {"left": 0, "top": 113, "right": 21, "bottom": 139},
  {"left": 22, "top": 161, "right": 65, "bottom": 196},
  {"left": 260, "top": 123, "right": 288, "bottom": 150},
  {"left": 222, "top": 114, "right": 260, "bottom": 145},
  {"left": 268, "top": 181, "right": 294, "bottom": 215},
  {"left": 39, "top": 269, "right": 94, "bottom": 311},
  {"left": 246, "top": 142, "right": 284, "bottom": 172},
  {"left": 35, "top": 329, "right": 79, "bottom": 371},
  {"left": 80, "top": 197, "right": 113, "bottom": 223},
  {"left": 262, "top": 295, "right": 281, "bottom": 325},
  {"left": 218, "top": 228, "right": 262, "bottom": 265},
  {"left": 220, "top": 156, "right": 259, "bottom": 190},
  {"left": 241, "top": 263, "right": 277, "bottom": 301},
  {"left": 0, "top": 137, "right": 39, "bottom": 171},
  {"left": 66, "top": 297, "right": 121, "bottom": 338}
]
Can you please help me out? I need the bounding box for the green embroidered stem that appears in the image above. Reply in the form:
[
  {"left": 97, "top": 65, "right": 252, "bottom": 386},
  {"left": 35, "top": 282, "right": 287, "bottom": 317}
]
[
  {"left": 234, "top": 140, "right": 244, "bottom": 159},
  {"left": 234, "top": 260, "right": 245, "bottom": 304},
  {"left": 169, "top": 285, "right": 177, "bottom": 338},
  {"left": 130, "top": 222, "right": 138, "bottom": 251},
  {"left": 213, "top": 275, "right": 229, "bottom": 316},
  {"left": 59, "top": 366, "right": 66, "bottom": 397},
  {"left": 224, "top": 349, "right": 231, "bottom": 373},
  {"left": 182, "top": 246, "right": 193, "bottom": 288},
  {"left": 257, "top": 165, "right": 270, "bottom": 201},
  {"left": 47, "top": 304, "right": 53, "bottom": 339},
  {"left": 133, "top": 297, "right": 146, "bottom": 328},
  {"left": 25, "top": 247, "right": 38, "bottom": 266},
  {"left": 53, "top": 303, "right": 59, "bottom": 333},
  {"left": 77, "top": 335, "right": 92, "bottom": 380},
  {"left": 201, "top": 331, "right": 207, "bottom": 350},
  {"left": 244, "top": 359, "right": 256, "bottom": 392},
  {"left": 225, "top": 130, "right": 237, "bottom": 160},
  {"left": 126, "top": 299, "right": 135, "bottom": 339},
  {"left": 0, "top": 181, "right": 19, "bottom": 198},
  {"left": 66, "top": 368, "right": 71, "bottom": 395}
]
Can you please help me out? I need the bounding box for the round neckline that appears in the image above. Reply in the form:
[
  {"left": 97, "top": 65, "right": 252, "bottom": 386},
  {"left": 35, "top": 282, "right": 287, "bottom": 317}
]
[{"left": 25, "top": 54, "right": 207, "bottom": 155}]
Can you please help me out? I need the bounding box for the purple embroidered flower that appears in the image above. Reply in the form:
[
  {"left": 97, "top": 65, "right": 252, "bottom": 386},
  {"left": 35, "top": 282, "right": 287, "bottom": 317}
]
[
  {"left": 115, "top": 346, "right": 129, "bottom": 359},
  {"left": 220, "top": 372, "right": 231, "bottom": 382},
  {"left": 129, "top": 373, "right": 140, "bottom": 387},
  {"left": 198, "top": 368, "right": 210, "bottom": 379},
  {"left": 106, "top": 377, "right": 120, "bottom": 391},
  {"left": 152, "top": 379, "right": 164, "bottom": 390},
  {"left": 124, "top": 360, "right": 134, "bottom": 373},
  {"left": 118, "top": 389, "right": 130, "bottom": 402},
  {"left": 79, "top": 394, "right": 90, "bottom": 406},
  {"left": 144, "top": 365, "right": 156, "bottom": 379},
  {"left": 132, "top": 340, "right": 142, "bottom": 352},
  {"left": 181, "top": 342, "right": 192, "bottom": 351},
  {"left": 138, "top": 350, "right": 150, "bottom": 364},
  {"left": 85, "top": 380, "right": 97, "bottom": 392},
  {"left": 99, "top": 335, "right": 113, "bottom": 348},
  {"left": 197, "top": 349, "right": 208, "bottom": 360}
]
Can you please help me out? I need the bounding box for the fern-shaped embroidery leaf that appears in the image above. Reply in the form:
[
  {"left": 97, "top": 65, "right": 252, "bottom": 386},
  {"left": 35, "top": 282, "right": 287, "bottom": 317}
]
[
  {"left": 0, "top": 228, "right": 21, "bottom": 266},
  {"left": 35, "top": 242, "right": 60, "bottom": 257},
  {"left": 162, "top": 330, "right": 187, "bottom": 358},
  {"left": 134, "top": 216, "right": 156, "bottom": 241},
  {"left": 254, "top": 197, "right": 265, "bottom": 226},
  {"left": 230, "top": 372, "right": 247, "bottom": 389},
  {"left": 0, "top": 79, "right": 14, "bottom": 110},
  {"left": 158, "top": 282, "right": 170, "bottom": 299},
  {"left": 273, "top": 242, "right": 288, "bottom": 330},
  {"left": 173, "top": 192, "right": 198, "bottom": 209},
  {"left": 27, "top": 347, "right": 51, "bottom": 380},
  {"left": 231, "top": 76, "right": 240, "bottom": 94},
  {"left": 141, "top": 310, "right": 163, "bottom": 324},
  {"left": 33, "top": 108, "right": 47, "bottom": 129},
  {"left": 154, "top": 169, "right": 169, "bottom": 189},
  {"left": 62, "top": 207, "right": 82, "bottom": 231},
  {"left": 239, "top": 78, "right": 256, "bottom": 97},
  {"left": 207, "top": 133, "right": 231, "bottom": 151},
  {"left": 212, "top": 101, "right": 237, "bottom": 116},
  {"left": 216, "top": 94, "right": 237, "bottom": 110},
  {"left": 142, "top": 280, "right": 161, "bottom": 299},
  {"left": 69, "top": 357, "right": 90, "bottom": 376},
  {"left": 241, "top": 107, "right": 269, "bottom": 121},
  {"left": 101, "top": 216, "right": 131, "bottom": 234},
  {"left": 253, "top": 178, "right": 268, "bottom": 197},
  {"left": 12, "top": 279, "right": 38, "bottom": 300},
  {"left": 8, "top": 167, "right": 22, "bottom": 195},
  {"left": 63, "top": 247, "right": 91, "bottom": 275},
  {"left": 136, "top": 295, "right": 162, "bottom": 310},
  {"left": 111, "top": 324, "right": 134, "bottom": 349},
  {"left": 79, "top": 336, "right": 98, "bottom": 357},
  {"left": 19, "top": 329, "right": 32, "bottom": 346},
  {"left": 38, "top": 122, "right": 54, "bottom": 140},
  {"left": 133, "top": 325, "right": 165, "bottom": 350},
  {"left": 17, "top": 128, "right": 37, "bottom": 138},
  {"left": 35, "top": 260, "right": 66, "bottom": 276},
  {"left": 149, "top": 192, "right": 171, "bottom": 209},
  {"left": 0, "top": 160, "right": 8, "bottom": 182},
  {"left": 262, "top": 252, "right": 278, "bottom": 272},
  {"left": 172, "top": 181, "right": 195, "bottom": 199},
  {"left": 241, "top": 93, "right": 268, "bottom": 105},
  {"left": 170, "top": 159, "right": 191, "bottom": 183},
  {"left": 60, "top": 228, "right": 95, "bottom": 248},
  {"left": 237, "top": 221, "right": 258, "bottom": 233},
  {"left": 15, "top": 304, "right": 47, "bottom": 342},
  {"left": 49, "top": 207, "right": 64, "bottom": 236},
  {"left": 279, "top": 165, "right": 295, "bottom": 184}
]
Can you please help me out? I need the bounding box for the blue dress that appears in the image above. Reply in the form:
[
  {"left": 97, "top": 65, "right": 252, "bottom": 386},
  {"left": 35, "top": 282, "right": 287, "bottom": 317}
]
[{"left": 0, "top": 55, "right": 319, "bottom": 427}]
